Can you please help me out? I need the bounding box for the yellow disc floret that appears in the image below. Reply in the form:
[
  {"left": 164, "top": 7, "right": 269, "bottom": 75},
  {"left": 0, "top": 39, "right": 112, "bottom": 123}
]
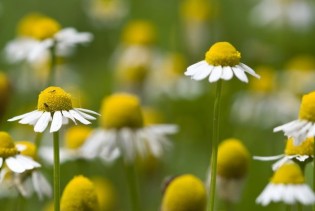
[
  {"left": 37, "top": 86, "right": 73, "bottom": 112},
  {"left": 299, "top": 91, "right": 315, "bottom": 122},
  {"left": 205, "top": 42, "right": 241, "bottom": 66},
  {"left": 122, "top": 20, "right": 156, "bottom": 45},
  {"left": 65, "top": 126, "right": 92, "bottom": 149},
  {"left": 17, "top": 13, "right": 61, "bottom": 40},
  {"left": 99, "top": 93, "right": 144, "bottom": 129},
  {"left": 285, "top": 137, "right": 313, "bottom": 156},
  {"left": 60, "top": 175, "right": 99, "bottom": 211},
  {"left": 271, "top": 162, "right": 304, "bottom": 184},
  {"left": 0, "top": 132, "right": 18, "bottom": 158},
  {"left": 217, "top": 138, "right": 250, "bottom": 179},
  {"left": 161, "top": 174, "right": 207, "bottom": 211},
  {"left": 16, "top": 141, "right": 37, "bottom": 160}
]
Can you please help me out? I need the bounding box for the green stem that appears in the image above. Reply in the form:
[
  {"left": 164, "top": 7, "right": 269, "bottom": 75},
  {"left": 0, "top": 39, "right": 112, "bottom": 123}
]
[
  {"left": 124, "top": 163, "right": 141, "bottom": 211},
  {"left": 207, "top": 80, "right": 222, "bottom": 211},
  {"left": 34, "top": 133, "right": 43, "bottom": 155},
  {"left": 53, "top": 132, "right": 60, "bottom": 211},
  {"left": 47, "top": 42, "right": 57, "bottom": 86}
]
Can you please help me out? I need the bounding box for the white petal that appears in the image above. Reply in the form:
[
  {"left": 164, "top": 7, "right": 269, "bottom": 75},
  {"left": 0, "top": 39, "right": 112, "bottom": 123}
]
[
  {"left": 50, "top": 111, "right": 63, "bottom": 132},
  {"left": 32, "top": 171, "right": 52, "bottom": 200},
  {"left": 239, "top": 63, "right": 261, "bottom": 79},
  {"left": 253, "top": 154, "right": 284, "bottom": 161},
  {"left": 62, "top": 110, "right": 76, "bottom": 124},
  {"left": 18, "top": 110, "right": 43, "bottom": 124},
  {"left": 8, "top": 110, "right": 37, "bottom": 122},
  {"left": 209, "top": 66, "right": 223, "bottom": 82},
  {"left": 69, "top": 110, "right": 91, "bottom": 125},
  {"left": 232, "top": 67, "right": 248, "bottom": 83},
  {"left": 0, "top": 158, "right": 3, "bottom": 168},
  {"left": 75, "top": 108, "right": 100, "bottom": 116},
  {"left": 185, "top": 61, "right": 206, "bottom": 76},
  {"left": 306, "top": 123, "right": 315, "bottom": 137},
  {"left": 16, "top": 155, "right": 41, "bottom": 169},
  {"left": 74, "top": 109, "right": 96, "bottom": 120},
  {"left": 192, "top": 65, "right": 212, "bottom": 80},
  {"left": 34, "top": 112, "right": 52, "bottom": 132},
  {"left": 221, "top": 66, "right": 234, "bottom": 80},
  {"left": 5, "top": 157, "right": 26, "bottom": 173},
  {"left": 273, "top": 120, "right": 299, "bottom": 132}
]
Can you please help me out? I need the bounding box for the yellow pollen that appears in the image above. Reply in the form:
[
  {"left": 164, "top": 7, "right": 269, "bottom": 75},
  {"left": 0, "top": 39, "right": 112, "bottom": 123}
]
[
  {"left": 17, "top": 13, "right": 61, "bottom": 40},
  {"left": 99, "top": 93, "right": 144, "bottom": 129},
  {"left": 122, "top": 20, "right": 156, "bottom": 45},
  {"left": 205, "top": 42, "right": 241, "bottom": 66},
  {"left": 0, "top": 132, "right": 18, "bottom": 158},
  {"left": 16, "top": 141, "right": 37, "bottom": 160},
  {"left": 65, "top": 126, "right": 92, "bottom": 150},
  {"left": 299, "top": 91, "right": 315, "bottom": 122},
  {"left": 285, "top": 137, "right": 313, "bottom": 156},
  {"left": 37, "top": 86, "right": 73, "bottom": 112},
  {"left": 217, "top": 138, "right": 250, "bottom": 179},
  {"left": 60, "top": 175, "right": 99, "bottom": 211},
  {"left": 271, "top": 162, "right": 304, "bottom": 184},
  {"left": 161, "top": 174, "right": 207, "bottom": 211}
]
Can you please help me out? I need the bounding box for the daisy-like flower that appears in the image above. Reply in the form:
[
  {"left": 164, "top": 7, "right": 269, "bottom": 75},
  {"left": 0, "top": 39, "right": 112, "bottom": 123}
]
[
  {"left": 256, "top": 162, "right": 315, "bottom": 206},
  {"left": 185, "top": 42, "right": 260, "bottom": 83},
  {"left": 0, "top": 132, "right": 40, "bottom": 175},
  {"left": 274, "top": 90, "right": 315, "bottom": 145},
  {"left": 8, "top": 86, "right": 99, "bottom": 133},
  {"left": 161, "top": 174, "right": 207, "bottom": 211},
  {"left": 254, "top": 137, "right": 313, "bottom": 170},
  {"left": 81, "top": 93, "right": 178, "bottom": 164}
]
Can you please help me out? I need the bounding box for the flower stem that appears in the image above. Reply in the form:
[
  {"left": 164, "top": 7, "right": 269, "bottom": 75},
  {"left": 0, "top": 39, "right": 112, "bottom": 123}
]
[
  {"left": 124, "top": 163, "right": 141, "bottom": 211},
  {"left": 207, "top": 80, "right": 222, "bottom": 211},
  {"left": 53, "top": 131, "right": 60, "bottom": 211},
  {"left": 34, "top": 132, "right": 43, "bottom": 156}
]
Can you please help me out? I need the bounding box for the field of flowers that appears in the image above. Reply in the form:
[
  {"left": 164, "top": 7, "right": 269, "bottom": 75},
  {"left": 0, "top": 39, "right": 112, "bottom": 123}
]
[{"left": 1, "top": 0, "right": 315, "bottom": 210}]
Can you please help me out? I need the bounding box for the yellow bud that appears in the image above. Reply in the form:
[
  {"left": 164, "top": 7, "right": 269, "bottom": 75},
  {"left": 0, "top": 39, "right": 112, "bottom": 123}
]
[
  {"left": 271, "top": 162, "right": 304, "bottom": 184},
  {"left": 299, "top": 91, "right": 315, "bottom": 122},
  {"left": 205, "top": 42, "right": 241, "bottom": 66},
  {"left": 0, "top": 132, "right": 18, "bottom": 158}
]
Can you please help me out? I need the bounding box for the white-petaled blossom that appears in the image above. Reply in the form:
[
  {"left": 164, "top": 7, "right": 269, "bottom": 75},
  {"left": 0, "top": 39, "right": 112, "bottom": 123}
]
[
  {"left": 254, "top": 137, "right": 313, "bottom": 170},
  {"left": 256, "top": 162, "right": 315, "bottom": 206},
  {"left": 274, "top": 91, "right": 315, "bottom": 145},
  {"left": 0, "top": 132, "right": 40, "bottom": 175},
  {"left": 185, "top": 42, "right": 260, "bottom": 83},
  {"left": 81, "top": 93, "right": 178, "bottom": 164},
  {"left": 8, "top": 86, "right": 99, "bottom": 133}
]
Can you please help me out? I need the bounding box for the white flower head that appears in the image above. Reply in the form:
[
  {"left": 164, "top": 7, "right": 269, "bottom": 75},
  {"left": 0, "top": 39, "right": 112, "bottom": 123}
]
[
  {"left": 185, "top": 42, "right": 260, "bottom": 83},
  {"left": 256, "top": 162, "right": 315, "bottom": 206},
  {"left": 8, "top": 86, "right": 99, "bottom": 133},
  {"left": 274, "top": 91, "right": 315, "bottom": 145},
  {"left": 81, "top": 93, "right": 178, "bottom": 164}
]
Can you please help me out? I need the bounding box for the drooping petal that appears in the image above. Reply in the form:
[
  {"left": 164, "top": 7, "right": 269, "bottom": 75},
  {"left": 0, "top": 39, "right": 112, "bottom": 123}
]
[
  {"left": 192, "top": 64, "right": 213, "bottom": 80},
  {"left": 5, "top": 157, "right": 26, "bottom": 173},
  {"left": 239, "top": 63, "right": 261, "bottom": 79},
  {"left": 8, "top": 110, "right": 37, "bottom": 122},
  {"left": 34, "top": 112, "right": 52, "bottom": 132},
  {"left": 74, "top": 109, "right": 96, "bottom": 120},
  {"left": 50, "top": 111, "right": 63, "bottom": 132},
  {"left": 69, "top": 110, "right": 91, "bottom": 125},
  {"left": 62, "top": 110, "right": 76, "bottom": 124},
  {"left": 221, "top": 66, "right": 234, "bottom": 80},
  {"left": 232, "top": 67, "right": 248, "bottom": 83},
  {"left": 19, "top": 110, "right": 43, "bottom": 124},
  {"left": 75, "top": 108, "right": 100, "bottom": 116},
  {"left": 185, "top": 61, "right": 206, "bottom": 76},
  {"left": 209, "top": 66, "right": 223, "bottom": 83}
]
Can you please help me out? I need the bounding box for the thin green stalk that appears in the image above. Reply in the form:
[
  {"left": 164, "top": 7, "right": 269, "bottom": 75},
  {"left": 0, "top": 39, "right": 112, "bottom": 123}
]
[
  {"left": 207, "top": 80, "right": 222, "bottom": 211},
  {"left": 124, "top": 163, "right": 141, "bottom": 211},
  {"left": 53, "top": 131, "right": 60, "bottom": 211},
  {"left": 34, "top": 133, "right": 43, "bottom": 154},
  {"left": 47, "top": 42, "right": 57, "bottom": 86}
]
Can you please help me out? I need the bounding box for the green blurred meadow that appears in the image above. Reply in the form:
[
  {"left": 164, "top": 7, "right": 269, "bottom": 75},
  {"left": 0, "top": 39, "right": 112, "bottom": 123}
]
[{"left": 0, "top": 0, "right": 315, "bottom": 210}]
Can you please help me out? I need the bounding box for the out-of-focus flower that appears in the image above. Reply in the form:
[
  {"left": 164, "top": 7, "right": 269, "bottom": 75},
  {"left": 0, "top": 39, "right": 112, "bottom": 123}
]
[
  {"left": 254, "top": 137, "right": 313, "bottom": 170},
  {"left": 8, "top": 86, "right": 99, "bottom": 133},
  {"left": 60, "top": 175, "right": 99, "bottom": 211},
  {"left": 213, "top": 138, "right": 250, "bottom": 203},
  {"left": 185, "top": 42, "right": 260, "bottom": 83},
  {"left": 250, "top": 0, "right": 315, "bottom": 31},
  {"left": 274, "top": 91, "right": 315, "bottom": 145},
  {"left": 92, "top": 177, "right": 117, "bottom": 211},
  {"left": 84, "top": 0, "right": 128, "bottom": 27},
  {"left": 81, "top": 93, "right": 178, "bottom": 164},
  {"left": 231, "top": 67, "right": 299, "bottom": 128},
  {"left": 256, "top": 162, "right": 315, "bottom": 206},
  {"left": 161, "top": 174, "right": 207, "bottom": 211}
]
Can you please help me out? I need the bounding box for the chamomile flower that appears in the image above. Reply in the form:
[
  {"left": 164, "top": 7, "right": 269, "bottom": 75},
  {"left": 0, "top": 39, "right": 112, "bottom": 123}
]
[
  {"left": 0, "top": 132, "right": 40, "bottom": 174},
  {"left": 256, "top": 162, "right": 315, "bottom": 206},
  {"left": 185, "top": 42, "right": 260, "bottom": 83},
  {"left": 8, "top": 86, "right": 99, "bottom": 133},
  {"left": 60, "top": 175, "right": 99, "bottom": 211},
  {"left": 213, "top": 139, "right": 250, "bottom": 203},
  {"left": 254, "top": 137, "right": 313, "bottom": 170},
  {"left": 274, "top": 91, "right": 315, "bottom": 145},
  {"left": 81, "top": 93, "right": 178, "bottom": 164},
  {"left": 161, "top": 174, "right": 207, "bottom": 211}
]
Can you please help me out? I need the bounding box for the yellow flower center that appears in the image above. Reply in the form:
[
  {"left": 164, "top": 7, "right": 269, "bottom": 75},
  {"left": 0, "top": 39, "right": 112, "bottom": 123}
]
[
  {"left": 99, "top": 93, "right": 144, "bottom": 129},
  {"left": 205, "top": 42, "right": 241, "bottom": 66},
  {"left": 249, "top": 66, "right": 276, "bottom": 93},
  {"left": 161, "top": 174, "right": 207, "bottom": 211},
  {"left": 299, "top": 91, "right": 315, "bottom": 122},
  {"left": 37, "top": 86, "right": 73, "bottom": 112},
  {"left": 60, "top": 175, "right": 99, "bottom": 211},
  {"left": 0, "top": 132, "right": 18, "bottom": 158},
  {"left": 65, "top": 126, "right": 92, "bottom": 150},
  {"left": 271, "top": 162, "right": 304, "bottom": 184},
  {"left": 122, "top": 20, "right": 156, "bottom": 45},
  {"left": 17, "top": 13, "right": 61, "bottom": 40},
  {"left": 217, "top": 138, "right": 250, "bottom": 179},
  {"left": 285, "top": 137, "right": 313, "bottom": 156},
  {"left": 16, "top": 141, "right": 37, "bottom": 160}
]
